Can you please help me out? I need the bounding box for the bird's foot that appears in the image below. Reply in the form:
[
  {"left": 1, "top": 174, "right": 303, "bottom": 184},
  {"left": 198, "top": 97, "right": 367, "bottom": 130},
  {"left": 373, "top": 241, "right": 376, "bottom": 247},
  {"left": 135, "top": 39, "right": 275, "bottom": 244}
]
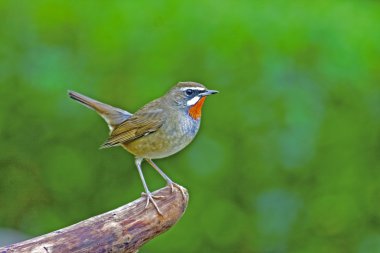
[
  {"left": 141, "top": 192, "right": 164, "bottom": 215},
  {"left": 168, "top": 181, "right": 187, "bottom": 200}
]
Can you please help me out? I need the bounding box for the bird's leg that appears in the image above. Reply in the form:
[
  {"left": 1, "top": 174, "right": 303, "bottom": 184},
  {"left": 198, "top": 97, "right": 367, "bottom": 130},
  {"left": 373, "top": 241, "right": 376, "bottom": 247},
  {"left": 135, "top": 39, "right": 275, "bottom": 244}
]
[
  {"left": 145, "top": 159, "right": 187, "bottom": 199},
  {"left": 135, "top": 158, "right": 163, "bottom": 215}
]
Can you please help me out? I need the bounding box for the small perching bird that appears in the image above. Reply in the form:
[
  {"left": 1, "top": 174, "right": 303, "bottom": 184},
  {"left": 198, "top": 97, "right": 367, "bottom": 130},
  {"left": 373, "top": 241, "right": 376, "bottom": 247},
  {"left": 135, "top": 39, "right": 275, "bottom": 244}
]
[{"left": 68, "top": 82, "right": 218, "bottom": 214}]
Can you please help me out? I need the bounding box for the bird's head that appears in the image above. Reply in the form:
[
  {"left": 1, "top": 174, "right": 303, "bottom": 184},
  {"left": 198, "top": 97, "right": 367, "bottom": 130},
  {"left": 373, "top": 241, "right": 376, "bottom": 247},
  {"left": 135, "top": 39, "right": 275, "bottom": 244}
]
[{"left": 166, "top": 81, "right": 218, "bottom": 120}]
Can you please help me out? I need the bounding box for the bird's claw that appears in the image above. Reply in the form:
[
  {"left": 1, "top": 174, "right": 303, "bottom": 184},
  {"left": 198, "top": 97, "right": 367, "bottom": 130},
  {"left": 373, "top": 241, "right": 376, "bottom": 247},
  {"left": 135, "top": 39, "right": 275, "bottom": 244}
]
[
  {"left": 141, "top": 192, "right": 163, "bottom": 215},
  {"left": 141, "top": 192, "right": 165, "bottom": 199},
  {"left": 168, "top": 182, "right": 187, "bottom": 200}
]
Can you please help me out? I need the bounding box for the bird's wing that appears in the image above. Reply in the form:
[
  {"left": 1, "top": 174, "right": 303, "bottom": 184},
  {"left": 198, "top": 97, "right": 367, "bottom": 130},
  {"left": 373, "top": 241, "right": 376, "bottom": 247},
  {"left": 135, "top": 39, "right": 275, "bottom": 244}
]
[
  {"left": 68, "top": 90, "right": 132, "bottom": 131},
  {"left": 100, "top": 107, "right": 164, "bottom": 148}
]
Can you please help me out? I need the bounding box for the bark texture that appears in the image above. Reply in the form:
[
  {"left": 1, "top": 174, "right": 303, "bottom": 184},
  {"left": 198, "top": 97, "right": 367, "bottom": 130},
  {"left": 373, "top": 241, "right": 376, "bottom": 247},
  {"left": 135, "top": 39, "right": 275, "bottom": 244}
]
[{"left": 0, "top": 186, "right": 188, "bottom": 253}]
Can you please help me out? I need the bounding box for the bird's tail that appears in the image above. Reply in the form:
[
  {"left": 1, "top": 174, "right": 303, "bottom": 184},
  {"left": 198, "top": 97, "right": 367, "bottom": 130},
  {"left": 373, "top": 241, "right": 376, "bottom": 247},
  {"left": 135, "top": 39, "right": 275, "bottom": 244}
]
[{"left": 68, "top": 90, "right": 132, "bottom": 131}]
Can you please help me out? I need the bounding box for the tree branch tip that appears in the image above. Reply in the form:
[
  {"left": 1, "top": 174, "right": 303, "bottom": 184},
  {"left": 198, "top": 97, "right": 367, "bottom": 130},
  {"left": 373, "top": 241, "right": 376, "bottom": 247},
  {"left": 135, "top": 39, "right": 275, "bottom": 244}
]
[{"left": 0, "top": 185, "right": 189, "bottom": 253}]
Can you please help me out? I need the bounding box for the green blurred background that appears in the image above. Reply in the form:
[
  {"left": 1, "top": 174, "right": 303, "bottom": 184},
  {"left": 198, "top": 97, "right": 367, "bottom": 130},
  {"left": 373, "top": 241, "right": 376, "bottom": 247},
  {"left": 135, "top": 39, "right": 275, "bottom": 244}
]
[{"left": 1, "top": 1, "right": 380, "bottom": 252}]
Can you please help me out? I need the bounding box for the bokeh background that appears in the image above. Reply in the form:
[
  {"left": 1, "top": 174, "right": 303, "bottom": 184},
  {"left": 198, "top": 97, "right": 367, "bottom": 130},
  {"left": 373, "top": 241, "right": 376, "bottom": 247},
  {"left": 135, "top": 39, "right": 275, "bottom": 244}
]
[{"left": 1, "top": 1, "right": 380, "bottom": 252}]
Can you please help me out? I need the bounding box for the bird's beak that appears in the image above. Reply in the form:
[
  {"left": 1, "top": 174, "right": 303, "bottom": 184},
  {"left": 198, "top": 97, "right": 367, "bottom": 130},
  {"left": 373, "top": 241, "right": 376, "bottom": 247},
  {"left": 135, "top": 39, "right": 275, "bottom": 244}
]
[{"left": 201, "top": 89, "right": 219, "bottom": 96}]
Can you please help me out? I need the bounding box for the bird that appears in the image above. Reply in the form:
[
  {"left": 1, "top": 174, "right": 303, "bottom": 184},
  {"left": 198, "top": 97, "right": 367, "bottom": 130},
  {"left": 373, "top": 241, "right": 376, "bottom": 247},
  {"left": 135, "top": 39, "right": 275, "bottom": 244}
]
[{"left": 68, "top": 81, "right": 218, "bottom": 214}]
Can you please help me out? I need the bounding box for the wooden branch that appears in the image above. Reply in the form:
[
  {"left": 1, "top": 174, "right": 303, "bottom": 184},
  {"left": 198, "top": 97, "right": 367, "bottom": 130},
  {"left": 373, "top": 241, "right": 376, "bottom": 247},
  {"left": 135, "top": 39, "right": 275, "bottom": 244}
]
[{"left": 0, "top": 186, "right": 188, "bottom": 253}]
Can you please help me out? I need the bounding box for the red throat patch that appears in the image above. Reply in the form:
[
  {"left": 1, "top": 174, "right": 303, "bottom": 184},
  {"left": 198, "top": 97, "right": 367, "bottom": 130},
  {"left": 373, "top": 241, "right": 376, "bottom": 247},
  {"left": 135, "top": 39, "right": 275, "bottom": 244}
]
[{"left": 189, "top": 97, "right": 206, "bottom": 120}]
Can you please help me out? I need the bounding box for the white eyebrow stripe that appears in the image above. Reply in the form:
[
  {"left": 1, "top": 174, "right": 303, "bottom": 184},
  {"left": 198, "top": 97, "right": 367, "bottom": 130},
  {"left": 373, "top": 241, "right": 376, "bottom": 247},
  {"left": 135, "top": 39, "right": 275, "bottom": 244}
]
[
  {"left": 180, "top": 87, "right": 206, "bottom": 91},
  {"left": 186, "top": 95, "right": 201, "bottom": 106}
]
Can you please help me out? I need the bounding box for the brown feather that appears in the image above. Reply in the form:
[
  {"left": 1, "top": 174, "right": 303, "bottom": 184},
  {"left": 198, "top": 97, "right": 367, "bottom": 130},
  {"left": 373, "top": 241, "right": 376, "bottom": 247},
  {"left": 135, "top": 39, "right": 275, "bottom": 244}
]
[
  {"left": 68, "top": 90, "right": 132, "bottom": 131},
  {"left": 100, "top": 101, "right": 164, "bottom": 148}
]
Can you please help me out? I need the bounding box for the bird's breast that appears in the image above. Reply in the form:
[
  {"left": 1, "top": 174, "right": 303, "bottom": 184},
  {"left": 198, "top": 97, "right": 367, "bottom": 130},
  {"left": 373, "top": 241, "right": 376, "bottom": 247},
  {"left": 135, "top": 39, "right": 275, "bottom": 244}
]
[{"left": 123, "top": 113, "right": 200, "bottom": 159}]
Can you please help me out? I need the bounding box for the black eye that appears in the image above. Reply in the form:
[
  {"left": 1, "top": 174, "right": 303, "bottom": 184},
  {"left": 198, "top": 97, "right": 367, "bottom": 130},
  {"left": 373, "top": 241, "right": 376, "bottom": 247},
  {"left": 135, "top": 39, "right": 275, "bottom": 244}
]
[{"left": 185, "top": 89, "right": 194, "bottom": 96}]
